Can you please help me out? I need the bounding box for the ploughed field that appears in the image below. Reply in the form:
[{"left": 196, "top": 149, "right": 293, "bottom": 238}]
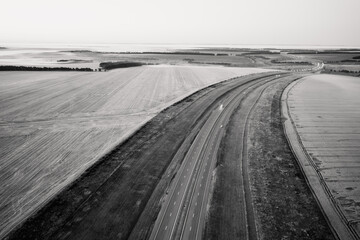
[
  {"left": 287, "top": 74, "right": 360, "bottom": 238},
  {"left": 0, "top": 65, "right": 268, "bottom": 238}
]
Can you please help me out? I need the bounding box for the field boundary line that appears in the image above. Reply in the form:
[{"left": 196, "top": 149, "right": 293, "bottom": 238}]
[{"left": 281, "top": 78, "right": 358, "bottom": 240}]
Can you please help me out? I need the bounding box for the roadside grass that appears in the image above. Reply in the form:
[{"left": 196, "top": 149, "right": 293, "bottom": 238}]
[{"left": 247, "top": 79, "right": 334, "bottom": 239}]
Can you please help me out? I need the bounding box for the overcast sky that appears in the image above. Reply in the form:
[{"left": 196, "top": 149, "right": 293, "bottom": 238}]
[{"left": 1, "top": 0, "right": 360, "bottom": 46}]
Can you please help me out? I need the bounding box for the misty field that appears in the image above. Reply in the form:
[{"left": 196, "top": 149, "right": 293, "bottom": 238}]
[{"left": 0, "top": 65, "right": 269, "bottom": 237}]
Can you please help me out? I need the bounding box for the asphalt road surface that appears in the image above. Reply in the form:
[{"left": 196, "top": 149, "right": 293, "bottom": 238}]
[{"left": 150, "top": 73, "right": 290, "bottom": 240}]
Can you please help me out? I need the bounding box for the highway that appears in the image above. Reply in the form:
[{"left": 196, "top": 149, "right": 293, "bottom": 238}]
[{"left": 149, "top": 73, "right": 290, "bottom": 240}]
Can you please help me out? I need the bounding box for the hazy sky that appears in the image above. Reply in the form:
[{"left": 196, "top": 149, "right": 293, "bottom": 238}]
[{"left": 1, "top": 0, "right": 360, "bottom": 46}]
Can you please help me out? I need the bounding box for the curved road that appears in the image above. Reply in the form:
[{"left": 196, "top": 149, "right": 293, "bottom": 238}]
[{"left": 150, "top": 73, "right": 292, "bottom": 240}]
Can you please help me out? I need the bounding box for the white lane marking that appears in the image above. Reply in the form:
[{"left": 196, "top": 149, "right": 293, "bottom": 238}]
[
  {"left": 190, "top": 226, "right": 192, "bottom": 231},
  {"left": 170, "top": 213, "right": 172, "bottom": 217},
  {"left": 165, "top": 226, "right": 168, "bottom": 230},
  {"left": 198, "top": 193, "right": 200, "bottom": 196},
  {"left": 200, "top": 184, "right": 202, "bottom": 187},
  {"left": 178, "top": 192, "right": 179, "bottom": 195},
  {"left": 174, "top": 201, "right": 176, "bottom": 205},
  {"left": 193, "top": 213, "right": 195, "bottom": 218}
]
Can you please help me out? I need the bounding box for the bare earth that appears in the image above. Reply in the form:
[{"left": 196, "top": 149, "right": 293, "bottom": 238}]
[
  {"left": 287, "top": 74, "right": 360, "bottom": 238},
  {"left": 0, "top": 65, "right": 269, "bottom": 238}
]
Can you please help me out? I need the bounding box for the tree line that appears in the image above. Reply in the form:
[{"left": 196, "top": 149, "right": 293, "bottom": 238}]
[
  {"left": 0, "top": 65, "right": 93, "bottom": 72},
  {"left": 99, "top": 61, "right": 145, "bottom": 70}
]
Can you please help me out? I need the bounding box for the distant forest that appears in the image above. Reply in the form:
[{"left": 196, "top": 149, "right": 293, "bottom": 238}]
[
  {"left": 99, "top": 61, "right": 145, "bottom": 70},
  {"left": 0, "top": 65, "right": 93, "bottom": 72},
  {"left": 65, "top": 50, "right": 216, "bottom": 56}
]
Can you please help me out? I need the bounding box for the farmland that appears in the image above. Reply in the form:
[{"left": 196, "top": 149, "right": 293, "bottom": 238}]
[
  {"left": 284, "top": 74, "right": 360, "bottom": 239},
  {"left": 0, "top": 65, "right": 268, "bottom": 238}
]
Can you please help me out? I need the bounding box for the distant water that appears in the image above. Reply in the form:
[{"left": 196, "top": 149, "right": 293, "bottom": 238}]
[
  {"left": 0, "top": 42, "right": 358, "bottom": 67},
  {"left": 1, "top": 42, "right": 359, "bottom": 53}
]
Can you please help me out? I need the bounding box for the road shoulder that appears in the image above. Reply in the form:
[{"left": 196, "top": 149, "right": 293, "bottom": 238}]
[{"left": 205, "top": 75, "right": 335, "bottom": 240}]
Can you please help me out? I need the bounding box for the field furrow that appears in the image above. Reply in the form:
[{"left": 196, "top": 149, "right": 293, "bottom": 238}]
[{"left": 0, "top": 65, "right": 269, "bottom": 238}]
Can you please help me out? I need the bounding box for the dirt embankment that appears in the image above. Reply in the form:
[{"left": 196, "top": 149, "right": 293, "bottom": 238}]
[{"left": 205, "top": 76, "right": 335, "bottom": 239}]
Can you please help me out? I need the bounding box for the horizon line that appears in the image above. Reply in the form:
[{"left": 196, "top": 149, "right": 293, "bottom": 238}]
[{"left": 2, "top": 42, "right": 360, "bottom": 49}]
